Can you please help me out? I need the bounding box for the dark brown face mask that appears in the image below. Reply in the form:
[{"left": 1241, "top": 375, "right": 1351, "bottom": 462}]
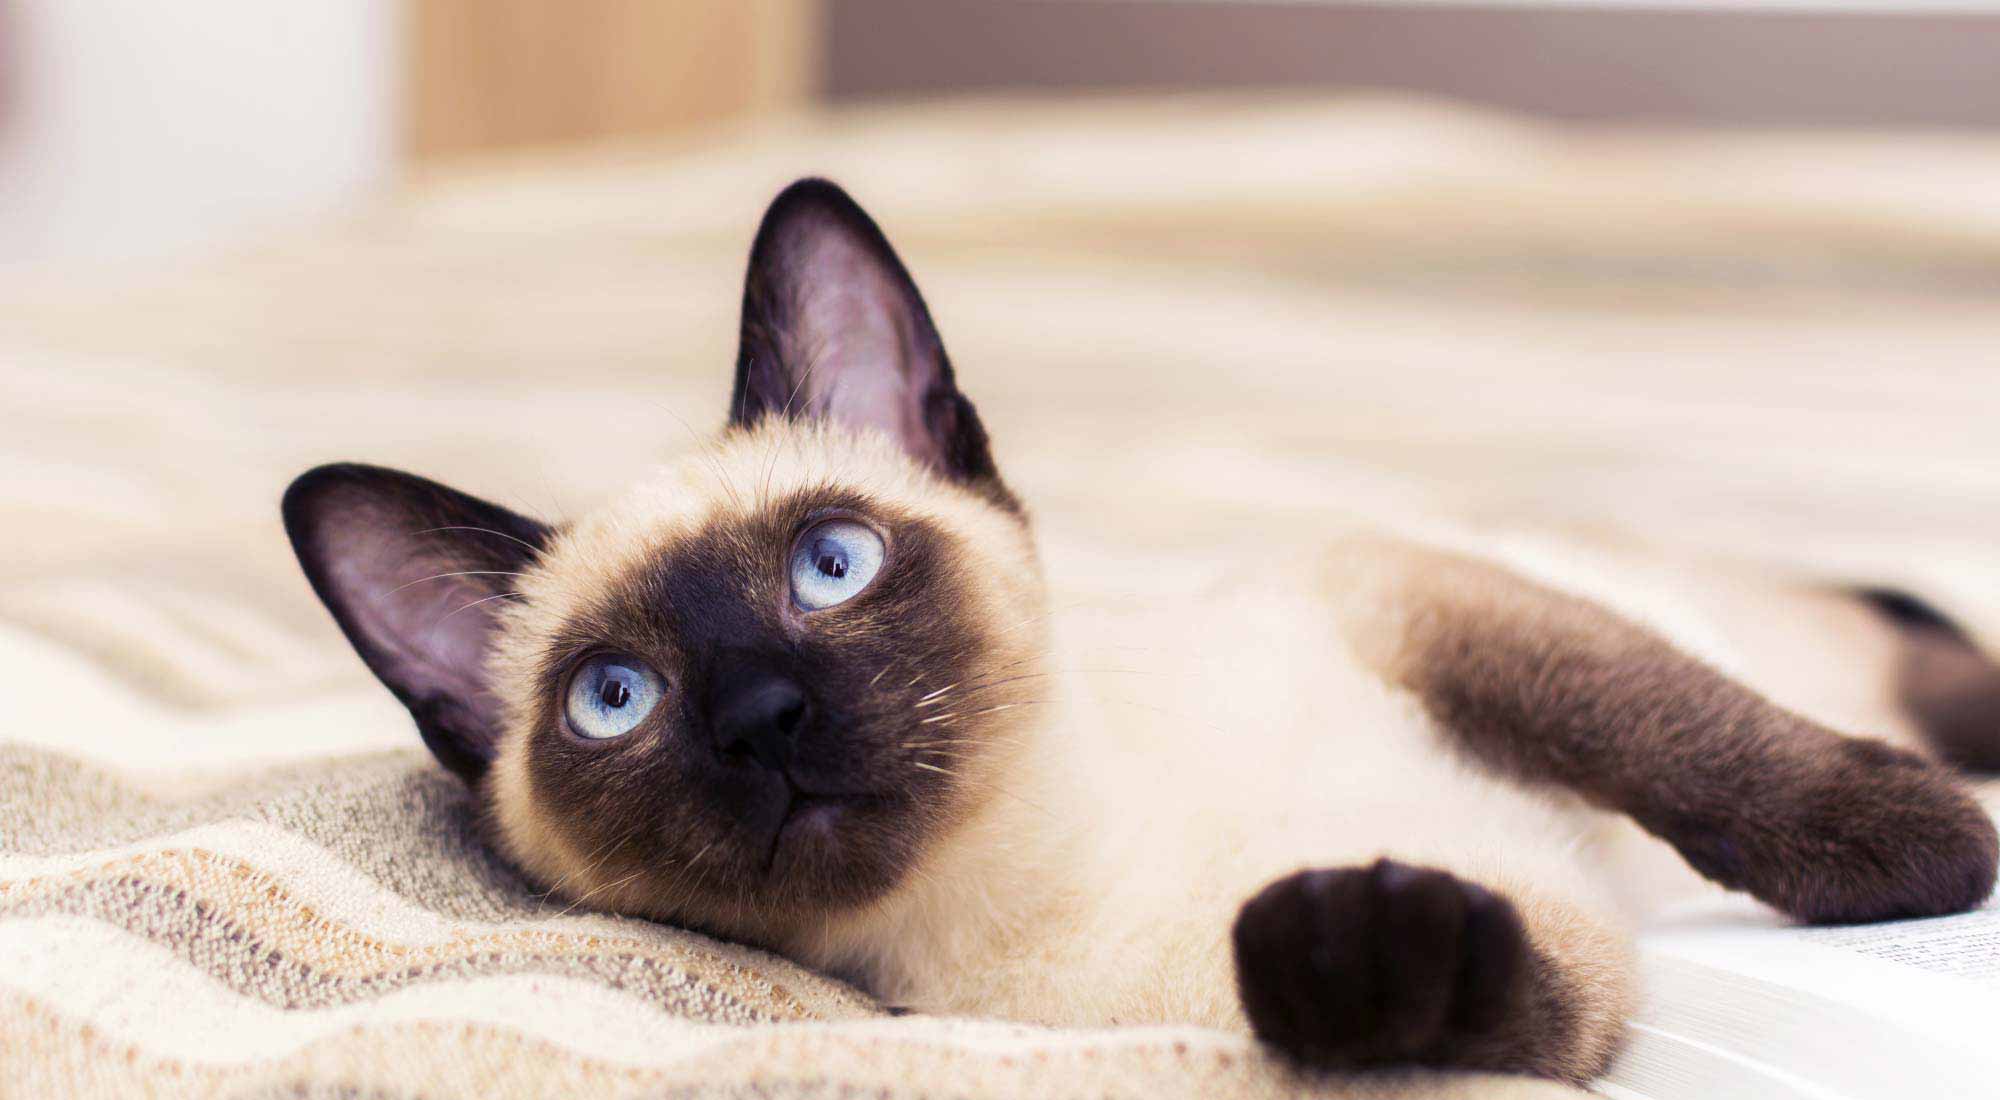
[{"left": 510, "top": 480, "right": 1005, "bottom": 915}]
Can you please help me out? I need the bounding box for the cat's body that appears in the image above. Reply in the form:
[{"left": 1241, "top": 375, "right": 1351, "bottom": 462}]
[
  {"left": 496, "top": 423, "right": 1961, "bottom": 1078},
  {"left": 284, "top": 180, "right": 2000, "bottom": 1085}
]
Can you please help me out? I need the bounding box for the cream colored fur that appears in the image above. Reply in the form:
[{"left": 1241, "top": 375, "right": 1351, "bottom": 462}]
[{"left": 484, "top": 416, "right": 1920, "bottom": 1076}]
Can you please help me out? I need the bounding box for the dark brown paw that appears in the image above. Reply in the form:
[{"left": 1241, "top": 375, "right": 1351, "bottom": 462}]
[
  {"left": 1659, "top": 738, "right": 1998, "bottom": 925},
  {"left": 1233, "top": 860, "right": 1530, "bottom": 1072}
]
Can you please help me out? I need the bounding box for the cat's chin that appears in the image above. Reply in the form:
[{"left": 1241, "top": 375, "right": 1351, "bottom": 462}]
[
  {"left": 762, "top": 791, "right": 887, "bottom": 872},
  {"left": 694, "top": 786, "right": 924, "bottom": 913}
]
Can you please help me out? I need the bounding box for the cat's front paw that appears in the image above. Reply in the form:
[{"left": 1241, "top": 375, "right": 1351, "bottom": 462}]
[
  {"left": 1232, "top": 860, "right": 1529, "bottom": 1073},
  {"left": 1661, "top": 737, "right": 1997, "bottom": 925}
]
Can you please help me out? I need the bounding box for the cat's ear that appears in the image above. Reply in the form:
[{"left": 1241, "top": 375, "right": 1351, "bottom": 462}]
[
  {"left": 282, "top": 463, "right": 552, "bottom": 783},
  {"left": 731, "top": 178, "right": 1008, "bottom": 498}
]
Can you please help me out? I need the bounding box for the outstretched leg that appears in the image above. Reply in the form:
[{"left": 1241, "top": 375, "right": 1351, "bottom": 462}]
[
  {"left": 1345, "top": 541, "right": 1998, "bottom": 925},
  {"left": 1859, "top": 586, "right": 2000, "bottom": 773}
]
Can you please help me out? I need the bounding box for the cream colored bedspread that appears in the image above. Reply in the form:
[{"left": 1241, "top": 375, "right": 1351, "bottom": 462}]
[{"left": 4, "top": 95, "right": 2000, "bottom": 1097}]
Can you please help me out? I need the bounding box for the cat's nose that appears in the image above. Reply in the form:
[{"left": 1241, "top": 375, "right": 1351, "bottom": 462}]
[{"left": 712, "top": 675, "right": 810, "bottom": 771}]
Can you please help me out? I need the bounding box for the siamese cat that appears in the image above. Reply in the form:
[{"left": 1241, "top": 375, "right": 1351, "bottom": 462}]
[{"left": 283, "top": 179, "right": 2000, "bottom": 1085}]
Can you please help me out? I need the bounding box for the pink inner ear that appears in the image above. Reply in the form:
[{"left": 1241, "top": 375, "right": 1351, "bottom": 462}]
[
  {"left": 284, "top": 462, "right": 552, "bottom": 780},
  {"left": 317, "top": 499, "right": 517, "bottom": 722},
  {"left": 338, "top": 549, "right": 498, "bottom": 701},
  {"left": 780, "top": 215, "right": 946, "bottom": 469}
]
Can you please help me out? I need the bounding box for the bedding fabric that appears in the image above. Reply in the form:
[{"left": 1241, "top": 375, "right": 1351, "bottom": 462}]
[{"left": 0, "top": 743, "right": 1575, "bottom": 1098}]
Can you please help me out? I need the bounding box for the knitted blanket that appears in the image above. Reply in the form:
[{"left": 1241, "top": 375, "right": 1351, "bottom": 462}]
[{"left": 0, "top": 744, "right": 1573, "bottom": 1099}]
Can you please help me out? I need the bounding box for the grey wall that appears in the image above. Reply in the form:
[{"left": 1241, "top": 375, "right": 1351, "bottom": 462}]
[{"left": 826, "top": 1, "right": 2000, "bottom": 127}]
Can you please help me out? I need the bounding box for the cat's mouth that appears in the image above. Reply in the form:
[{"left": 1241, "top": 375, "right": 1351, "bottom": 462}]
[{"left": 759, "top": 780, "right": 891, "bottom": 875}]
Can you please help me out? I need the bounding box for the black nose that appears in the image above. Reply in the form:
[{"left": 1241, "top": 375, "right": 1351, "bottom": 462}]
[{"left": 712, "top": 675, "right": 810, "bottom": 770}]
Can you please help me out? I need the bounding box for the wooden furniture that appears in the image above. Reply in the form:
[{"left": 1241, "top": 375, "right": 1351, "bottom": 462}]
[{"left": 407, "top": 0, "right": 813, "bottom": 161}]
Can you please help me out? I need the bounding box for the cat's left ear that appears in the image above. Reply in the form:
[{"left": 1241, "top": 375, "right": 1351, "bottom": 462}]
[{"left": 731, "top": 178, "right": 1009, "bottom": 501}]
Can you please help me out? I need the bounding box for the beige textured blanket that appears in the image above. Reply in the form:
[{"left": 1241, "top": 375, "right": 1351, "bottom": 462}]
[
  {"left": 4, "top": 95, "right": 2000, "bottom": 1097},
  {"left": 0, "top": 744, "right": 1571, "bottom": 1098}
]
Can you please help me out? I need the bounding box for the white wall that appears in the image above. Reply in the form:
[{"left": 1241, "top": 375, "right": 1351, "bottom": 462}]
[{"left": 0, "top": 0, "right": 398, "bottom": 267}]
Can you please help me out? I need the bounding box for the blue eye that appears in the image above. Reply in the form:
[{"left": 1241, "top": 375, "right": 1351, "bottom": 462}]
[
  {"left": 565, "top": 654, "right": 665, "bottom": 740},
  {"left": 789, "top": 520, "right": 885, "bottom": 610}
]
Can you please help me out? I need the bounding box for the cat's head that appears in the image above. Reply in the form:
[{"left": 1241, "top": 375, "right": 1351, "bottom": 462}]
[{"left": 283, "top": 180, "right": 1049, "bottom": 939}]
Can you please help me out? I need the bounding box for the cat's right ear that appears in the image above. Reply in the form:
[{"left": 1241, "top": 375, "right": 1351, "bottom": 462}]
[{"left": 282, "top": 463, "right": 552, "bottom": 783}]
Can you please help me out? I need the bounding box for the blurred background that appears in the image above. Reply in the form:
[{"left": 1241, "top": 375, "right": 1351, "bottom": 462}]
[
  {"left": 3, "top": 1, "right": 2000, "bottom": 768},
  {"left": 10, "top": 1, "right": 2000, "bottom": 263}
]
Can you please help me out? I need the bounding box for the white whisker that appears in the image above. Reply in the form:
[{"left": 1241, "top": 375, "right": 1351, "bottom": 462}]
[
  {"left": 415, "top": 526, "right": 546, "bottom": 558},
  {"left": 427, "top": 591, "right": 523, "bottom": 635},
  {"left": 381, "top": 570, "right": 527, "bottom": 597},
  {"left": 537, "top": 833, "right": 632, "bottom": 906},
  {"left": 760, "top": 354, "right": 825, "bottom": 505},
  {"left": 914, "top": 682, "right": 957, "bottom": 706},
  {"left": 650, "top": 398, "right": 746, "bottom": 511},
  {"left": 679, "top": 839, "right": 720, "bottom": 903},
  {"left": 555, "top": 868, "right": 645, "bottom": 918}
]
